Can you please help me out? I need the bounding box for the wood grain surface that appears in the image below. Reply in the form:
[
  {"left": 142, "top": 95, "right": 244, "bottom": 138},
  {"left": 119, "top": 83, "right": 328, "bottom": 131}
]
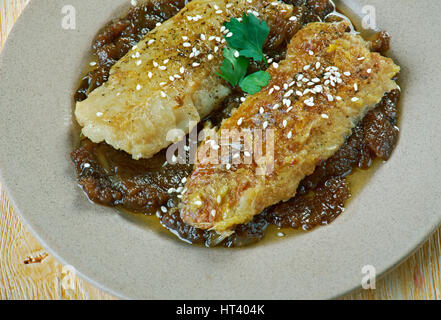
[{"left": 1, "top": 0, "right": 440, "bottom": 300}]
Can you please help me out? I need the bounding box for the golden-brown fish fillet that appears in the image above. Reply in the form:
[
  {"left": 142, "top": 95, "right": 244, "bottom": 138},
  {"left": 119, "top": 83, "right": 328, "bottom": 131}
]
[
  {"left": 75, "top": 0, "right": 297, "bottom": 159},
  {"left": 180, "top": 21, "right": 400, "bottom": 234}
]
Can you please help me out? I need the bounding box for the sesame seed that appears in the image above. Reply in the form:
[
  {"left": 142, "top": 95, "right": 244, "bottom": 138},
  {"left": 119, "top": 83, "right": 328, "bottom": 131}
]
[
  {"left": 153, "top": 61, "right": 159, "bottom": 67},
  {"left": 84, "top": 163, "right": 91, "bottom": 168},
  {"left": 89, "top": 61, "right": 97, "bottom": 66},
  {"left": 158, "top": 66, "right": 167, "bottom": 70},
  {"left": 234, "top": 50, "right": 239, "bottom": 58},
  {"left": 148, "top": 72, "right": 153, "bottom": 78},
  {"left": 327, "top": 94, "right": 334, "bottom": 102},
  {"left": 357, "top": 57, "right": 365, "bottom": 61},
  {"left": 287, "top": 131, "right": 292, "bottom": 139},
  {"left": 344, "top": 71, "right": 351, "bottom": 76},
  {"left": 180, "top": 67, "right": 185, "bottom": 74},
  {"left": 226, "top": 163, "right": 231, "bottom": 170},
  {"left": 226, "top": 3, "right": 233, "bottom": 8},
  {"left": 220, "top": 26, "right": 226, "bottom": 32},
  {"left": 237, "top": 118, "right": 243, "bottom": 125},
  {"left": 308, "top": 50, "right": 314, "bottom": 55},
  {"left": 367, "top": 68, "right": 372, "bottom": 73},
  {"left": 169, "top": 76, "right": 175, "bottom": 81},
  {"left": 200, "top": 34, "right": 206, "bottom": 40},
  {"left": 259, "top": 107, "right": 265, "bottom": 114},
  {"left": 136, "top": 60, "right": 142, "bottom": 66},
  {"left": 273, "top": 104, "right": 280, "bottom": 110},
  {"left": 161, "top": 91, "right": 167, "bottom": 97},
  {"left": 148, "top": 39, "right": 155, "bottom": 45},
  {"left": 96, "top": 112, "right": 103, "bottom": 117},
  {"left": 244, "top": 151, "right": 251, "bottom": 157},
  {"left": 282, "top": 119, "right": 287, "bottom": 127},
  {"left": 263, "top": 121, "right": 268, "bottom": 129},
  {"left": 304, "top": 97, "right": 314, "bottom": 107},
  {"left": 277, "top": 232, "right": 285, "bottom": 237},
  {"left": 284, "top": 89, "right": 294, "bottom": 97},
  {"left": 160, "top": 82, "right": 166, "bottom": 86},
  {"left": 156, "top": 22, "right": 161, "bottom": 27},
  {"left": 192, "top": 62, "right": 200, "bottom": 67},
  {"left": 289, "top": 16, "right": 297, "bottom": 21},
  {"left": 216, "top": 10, "right": 223, "bottom": 14},
  {"left": 336, "top": 96, "right": 342, "bottom": 101},
  {"left": 208, "top": 54, "right": 214, "bottom": 60},
  {"left": 226, "top": 32, "right": 233, "bottom": 38},
  {"left": 161, "top": 206, "right": 167, "bottom": 213},
  {"left": 354, "top": 83, "right": 358, "bottom": 91},
  {"left": 272, "top": 62, "right": 279, "bottom": 69},
  {"left": 183, "top": 42, "right": 191, "bottom": 47},
  {"left": 182, "top": 36, "right": 188, "bottom": 41},
  {"left": 217, "top": 195, "right": 221, "bottom": 204},
  {"left": 321, "top": 114, "right": 329, "bottom": 119},
  {"left": 274, "top": 85, "right": 280, "bottom": 90},
  {"left": 351, "top": 97, "right": 359, "bottom": 102},
  {"left": 303, "top": 65, "right": 310, "bottom": 71},
  {"left": 136, "top": 84, "right": 142, "bottom": 91},
  {"left": 211, "top": 210, "right": 216, "bottom": 217},
  {"left": 269, "top": 88, "right": 274, "bottom": 94}
]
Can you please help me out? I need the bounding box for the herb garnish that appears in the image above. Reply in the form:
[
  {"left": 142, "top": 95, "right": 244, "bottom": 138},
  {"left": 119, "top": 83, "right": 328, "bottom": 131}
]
[{"left": 217, "top": 13, "right": 271, "bottom": 95}]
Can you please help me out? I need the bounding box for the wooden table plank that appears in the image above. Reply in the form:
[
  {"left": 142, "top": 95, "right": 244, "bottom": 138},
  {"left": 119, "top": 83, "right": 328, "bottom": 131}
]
[{"left": 1, "top": 0, "right": 440, "bottom": 300}]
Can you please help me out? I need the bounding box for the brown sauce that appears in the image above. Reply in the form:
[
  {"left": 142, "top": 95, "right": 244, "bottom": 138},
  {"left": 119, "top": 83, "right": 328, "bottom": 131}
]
[{"left": 71, "top": 0, "right": 400, "bottom": 247}]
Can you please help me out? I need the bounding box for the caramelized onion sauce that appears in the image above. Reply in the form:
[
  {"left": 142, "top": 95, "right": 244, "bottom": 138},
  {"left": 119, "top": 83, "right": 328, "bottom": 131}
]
[{"left": 71, "top": 0, "right": 400, "bottom": 247}]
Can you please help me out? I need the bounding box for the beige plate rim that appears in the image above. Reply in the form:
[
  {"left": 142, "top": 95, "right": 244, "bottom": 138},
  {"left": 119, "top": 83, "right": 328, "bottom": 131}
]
[{"left": 0, "top": 0, "right": 440, "bottom": 299}]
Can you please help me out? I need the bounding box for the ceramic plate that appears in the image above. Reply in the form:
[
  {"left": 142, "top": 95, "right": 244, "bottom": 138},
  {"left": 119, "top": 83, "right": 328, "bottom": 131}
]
[{"left": 1, "top": 0, "right": 440, "bottom": 299}]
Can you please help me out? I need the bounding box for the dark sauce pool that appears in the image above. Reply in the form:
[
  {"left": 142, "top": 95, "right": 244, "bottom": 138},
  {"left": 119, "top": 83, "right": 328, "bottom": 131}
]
[{"left": 71, "top": 0, "right": 400, "bottom": 247}]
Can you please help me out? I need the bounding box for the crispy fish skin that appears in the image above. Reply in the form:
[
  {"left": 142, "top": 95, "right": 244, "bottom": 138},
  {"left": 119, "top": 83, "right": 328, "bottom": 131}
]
[
  {"left": 181, "top": 21, "right": 400, "bottom": 234},
  {"left": 75, "top": 0, "right": 296, "bottom": 160}
]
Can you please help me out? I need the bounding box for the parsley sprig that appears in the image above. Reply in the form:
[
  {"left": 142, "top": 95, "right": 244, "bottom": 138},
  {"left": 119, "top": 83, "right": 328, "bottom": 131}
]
[{"left": 217, "top": 13, "right": 271, "bottom": 95}]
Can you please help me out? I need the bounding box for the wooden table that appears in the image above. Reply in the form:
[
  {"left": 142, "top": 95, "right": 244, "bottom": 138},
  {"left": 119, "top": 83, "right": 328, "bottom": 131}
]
[{"left": 1, "top": 0, "right": 440, "bottom": 300}]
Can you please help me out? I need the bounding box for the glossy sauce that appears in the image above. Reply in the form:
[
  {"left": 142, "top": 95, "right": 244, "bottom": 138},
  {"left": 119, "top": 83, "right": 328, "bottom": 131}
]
[{"left": 71, "top": 0, "right": 400, "bottom": 247}]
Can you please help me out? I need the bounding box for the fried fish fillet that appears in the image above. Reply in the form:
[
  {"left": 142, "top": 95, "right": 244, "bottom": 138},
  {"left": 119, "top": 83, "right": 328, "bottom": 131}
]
[
  {"left": 180, "top": 21, "right": 400, "bottom": 234},
  {"left": 75, "top": 0, "right": 297, "bottom": 160}
]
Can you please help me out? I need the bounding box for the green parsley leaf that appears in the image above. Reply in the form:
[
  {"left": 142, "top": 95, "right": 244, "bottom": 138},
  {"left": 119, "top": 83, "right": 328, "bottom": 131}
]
[
  {"left": 224, "top": 13, "right": 270, "bottom": 63},
  {"left": 216, "top": 47, "right": 249, "bottom": 86},
  {"left": 239, "top": 71, "right": 271, "bottom": 94}
]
